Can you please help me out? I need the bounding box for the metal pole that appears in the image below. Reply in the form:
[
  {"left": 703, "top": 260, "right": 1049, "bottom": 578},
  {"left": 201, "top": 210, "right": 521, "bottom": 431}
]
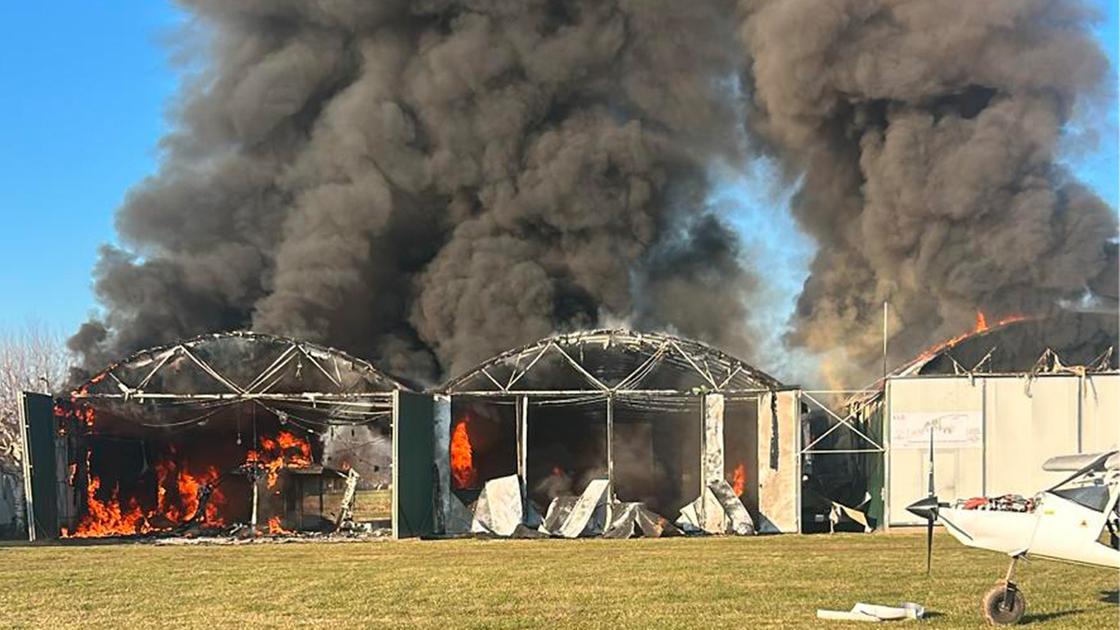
[
  {"left": 882, "top": 301, "right": 889, "bottom": 380},
  {"left": 606, "top": 394, "right": 614, "bottom": 525},
  {"left": 251, "top": 477, "right": 259, "bottom": 535}
]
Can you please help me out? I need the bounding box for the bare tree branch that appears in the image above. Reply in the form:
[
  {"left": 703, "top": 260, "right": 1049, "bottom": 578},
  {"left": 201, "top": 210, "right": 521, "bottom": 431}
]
[{"left": 0, "top": 323, "right": 70, "bottom": 475}]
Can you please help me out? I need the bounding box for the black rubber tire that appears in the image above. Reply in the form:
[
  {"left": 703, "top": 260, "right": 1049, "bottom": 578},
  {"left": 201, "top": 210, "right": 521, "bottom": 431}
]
[{"left": 982, "top": 582, "right": 1026, "bottom": 625}]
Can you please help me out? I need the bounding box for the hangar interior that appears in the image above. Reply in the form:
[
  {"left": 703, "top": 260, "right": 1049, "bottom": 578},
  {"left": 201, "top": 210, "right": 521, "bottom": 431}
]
[
  {"left": 432, "top": 330, "right": 801, "bottom": 537},
  {"left": 20, "top": 332, "right": 411, "bottom": 541}
]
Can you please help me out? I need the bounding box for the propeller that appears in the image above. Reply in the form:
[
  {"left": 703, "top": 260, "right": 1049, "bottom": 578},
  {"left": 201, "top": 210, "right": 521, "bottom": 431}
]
[{"left": 905, "top": 427, "right": 940, "bottom": 574}]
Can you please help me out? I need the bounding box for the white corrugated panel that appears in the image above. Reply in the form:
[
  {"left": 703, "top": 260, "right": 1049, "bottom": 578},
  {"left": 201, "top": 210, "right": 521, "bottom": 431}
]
[
  {"left": 984, "top": 376, "right": 1079, "bottom": 495},
  {"left": 887, "top": 373, "right": 1119, "bottom": 526},
  {"left": 1082, "top": 374, "right": 1120, "bottom": 452},
  {"left": 887, "top": 378, "right": 984, "bottom": 526}
]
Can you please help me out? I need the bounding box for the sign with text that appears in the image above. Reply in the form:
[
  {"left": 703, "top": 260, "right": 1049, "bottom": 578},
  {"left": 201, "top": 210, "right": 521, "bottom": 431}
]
[{"left": 890, "top": 410, "right": 982, "bottom": 449}]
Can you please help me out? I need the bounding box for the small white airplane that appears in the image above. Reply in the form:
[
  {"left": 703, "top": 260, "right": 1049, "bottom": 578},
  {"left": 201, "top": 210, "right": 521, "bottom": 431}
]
[{"left": 907, "top": 437, "right": 1120, "bottom": 626}]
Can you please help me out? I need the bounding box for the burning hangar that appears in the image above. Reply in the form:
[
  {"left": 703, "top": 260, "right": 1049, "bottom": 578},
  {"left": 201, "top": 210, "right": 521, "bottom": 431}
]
[
  {"left": 831, "top": 311, "right": 1120, "bottom": 529},
  {"left": 18, "top": 328, "right": 803, "bottom": 541},
  {"left": 431, "top": 329, "right": 800, "bottom": 537},
  {"left": 16, "top": 315, "right": 1118, "bottom": 542},
  {"left": 20, "top": 332, "right": 422, "bottom": 541}
]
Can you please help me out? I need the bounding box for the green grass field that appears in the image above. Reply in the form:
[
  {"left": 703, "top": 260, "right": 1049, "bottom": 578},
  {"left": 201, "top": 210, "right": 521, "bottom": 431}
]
[{"left": 1, "top": 531, "right": 1115, "bottom": 628}]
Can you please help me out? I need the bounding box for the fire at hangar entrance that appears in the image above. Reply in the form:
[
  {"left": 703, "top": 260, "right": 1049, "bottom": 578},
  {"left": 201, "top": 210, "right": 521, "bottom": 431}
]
[
  {"left": 433, "top": 330, "right": 801, "bottom": 538},
  {"left": 22, "top": 332, "right": 413, "bottom": 541}
]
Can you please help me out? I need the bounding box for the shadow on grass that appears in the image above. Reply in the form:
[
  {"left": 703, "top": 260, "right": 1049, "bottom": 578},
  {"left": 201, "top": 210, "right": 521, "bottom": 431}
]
[
  {"left": 1020, "top": 608, "right": 1087, "bottom": 625},
  {"left": 1101, "top": 590, "right": 1118, "bottom": 604}
]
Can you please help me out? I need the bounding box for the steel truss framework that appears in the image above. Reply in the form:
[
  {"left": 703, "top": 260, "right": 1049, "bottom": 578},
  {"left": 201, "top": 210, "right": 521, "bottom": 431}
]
[
  {"left": 71, "top": 331, "right": 411, "bottom": 428},
  {"left": 442, "top": 328, "right": 785, "bottom": 398}
]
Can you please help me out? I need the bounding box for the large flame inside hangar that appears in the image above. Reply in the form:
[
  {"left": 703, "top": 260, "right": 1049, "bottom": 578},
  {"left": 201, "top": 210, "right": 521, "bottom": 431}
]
[{"left": 33, "top": 332, "right": 413, "bottom": 540}]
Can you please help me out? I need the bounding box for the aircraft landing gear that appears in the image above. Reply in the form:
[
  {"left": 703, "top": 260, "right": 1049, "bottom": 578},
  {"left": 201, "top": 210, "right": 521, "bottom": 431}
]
[{"left": 982, "top": 556, "right": 1026, "bottom": 625}]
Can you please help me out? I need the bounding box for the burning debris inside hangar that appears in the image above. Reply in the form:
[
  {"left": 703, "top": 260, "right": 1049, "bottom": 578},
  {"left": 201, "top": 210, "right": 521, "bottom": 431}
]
[
  {"left": 432, "top": 329, "right": 800, "bottom": 538},
  {"left": 27, "top": 332, "right": 410, "bottom": 541}
]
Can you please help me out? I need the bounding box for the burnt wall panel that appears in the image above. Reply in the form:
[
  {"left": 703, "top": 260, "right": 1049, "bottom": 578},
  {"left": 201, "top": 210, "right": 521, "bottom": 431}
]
[
  {"left": 392, "top": 391, "right": 435, "bottom": 539},
  {"left": 20, "top": 392, "right": 57, "bottom": 541}
]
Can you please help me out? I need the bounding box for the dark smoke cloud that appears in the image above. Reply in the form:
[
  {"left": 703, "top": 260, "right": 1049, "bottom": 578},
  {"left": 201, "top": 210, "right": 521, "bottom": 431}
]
[
  {"left": 737, "top": 0, "right": 1118, "bottom": 383},
  {"left": 72, "top": 0, "right": 1117, "bottom": 389},
  {"left": 72, "top": 0, "right": 757, "bottom": 381}
]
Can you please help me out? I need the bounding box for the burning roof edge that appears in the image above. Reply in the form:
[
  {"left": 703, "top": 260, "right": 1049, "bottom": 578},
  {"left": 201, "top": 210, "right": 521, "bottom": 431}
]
[
  {"left": 844, "top": 314, "right": 1119, "bottom": 409},
  {"left": 441, "top": 328, "right": 787, "bottom": 395},
  {"left": 72, "top": 330, "right": 420, "bottom": 398}
]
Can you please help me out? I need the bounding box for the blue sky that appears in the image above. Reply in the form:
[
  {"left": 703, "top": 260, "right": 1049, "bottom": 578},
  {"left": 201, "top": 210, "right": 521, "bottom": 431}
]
[{"left": 0, "top": 1, "right": 1116, "bottom": 343}]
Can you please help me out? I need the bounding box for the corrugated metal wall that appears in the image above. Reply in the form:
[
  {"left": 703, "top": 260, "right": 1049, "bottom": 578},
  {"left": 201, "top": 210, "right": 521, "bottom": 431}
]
[{"left": 886, "top": 373, "right": 1120, "bottom": 526}]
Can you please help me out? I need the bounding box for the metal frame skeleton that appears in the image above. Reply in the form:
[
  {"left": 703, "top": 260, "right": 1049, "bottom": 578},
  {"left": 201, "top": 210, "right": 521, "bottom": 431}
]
[
  {"left": 437, "top": 329, "right": 802, "bottom": 534},
  {"left": 58, "top": 331, "right": 414, "bottom": 536}
]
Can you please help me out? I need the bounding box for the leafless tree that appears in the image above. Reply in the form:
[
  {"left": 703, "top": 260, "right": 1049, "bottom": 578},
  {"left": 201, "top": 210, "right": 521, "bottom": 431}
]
[{"left": 0, "top": 324, "right": 70, "bottom": 475}]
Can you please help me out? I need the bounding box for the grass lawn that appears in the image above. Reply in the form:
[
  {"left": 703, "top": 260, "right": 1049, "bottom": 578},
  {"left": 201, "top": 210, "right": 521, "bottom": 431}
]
[{"left": 0, "top": 531, "right": 1115, "bottom": 628}]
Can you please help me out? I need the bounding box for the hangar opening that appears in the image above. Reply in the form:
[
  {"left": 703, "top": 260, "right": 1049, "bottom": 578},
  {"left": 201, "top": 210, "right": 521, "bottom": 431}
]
[
  {"left": 434, "top": 329, "right": 801, "bottom": 538},
  {"left": 20, "top": 332, "right": 423, "bottom": 541}
]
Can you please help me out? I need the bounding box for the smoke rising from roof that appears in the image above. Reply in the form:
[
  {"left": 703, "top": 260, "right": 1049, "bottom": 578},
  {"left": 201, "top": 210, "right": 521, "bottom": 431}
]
[
  {"left": 737, "top": 0, "right": 1118, "bottom": 382},
  {"left": 71, "top": 0, "right": 1116, "bottom": 387}
]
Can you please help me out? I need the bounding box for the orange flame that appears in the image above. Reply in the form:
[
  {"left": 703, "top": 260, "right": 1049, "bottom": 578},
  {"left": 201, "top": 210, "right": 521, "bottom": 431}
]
[
  {"left": 65, "top": 449, "right": 228, "bottom": 538},
  {"left": 450, "top": 417, "right": 477, "bottom": 489},
  {"left": 267, "top": 515, "right": 292, "bottom": 535},
  {"left": 254, "top": 430, "right": 313, "bottom": 488},
  {"left": 915, "top": 311, "right": 1029, "bottom": 362},
  {"left": 731, "top": 463, "right": 747, "bottom": 496}
]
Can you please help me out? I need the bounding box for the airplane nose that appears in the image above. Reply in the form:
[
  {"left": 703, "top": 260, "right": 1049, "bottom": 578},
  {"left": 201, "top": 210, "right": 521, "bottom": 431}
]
[{"left": 906, "top": 496, "right": 940, "bottom": 521}]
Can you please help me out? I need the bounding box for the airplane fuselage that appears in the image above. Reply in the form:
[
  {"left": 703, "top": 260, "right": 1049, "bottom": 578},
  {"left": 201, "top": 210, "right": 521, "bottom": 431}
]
[{"left": 939, "top": 491, "right": 1120, "bottom": 569}]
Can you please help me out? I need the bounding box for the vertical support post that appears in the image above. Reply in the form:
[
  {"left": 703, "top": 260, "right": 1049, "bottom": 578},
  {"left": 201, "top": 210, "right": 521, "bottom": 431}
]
[
  {"left": 882, "top": 301, "right": 889, "bottom": 381},
  {"left": 606, "top": 393, "right": 614, "bottom": 525},
  {"left": 432, "top": 395, "right": 451, "bottom": 534},
  {"left": 1076, "top": 374, "right": 1083, "bottom": 453},
  {"left": 793, "top": 390, "right": 803, "bottom": 534},
  {"left": 250, "top": 480, "right": 259, "bottom": 534},
  {"left": 516, "top": 396, "right": 528, "bottom": 483},
  {"left": 883, "top": 378, "right": 892, "bottom": 531},
  {"left": 981, "top": 378, "right": 988, "bottom": 496},
  {"left": 701, "top": 392, "right": 726, "bottom": 532},
  {"left": 18, "top": 397, "right": 34, "bottom": 542}
]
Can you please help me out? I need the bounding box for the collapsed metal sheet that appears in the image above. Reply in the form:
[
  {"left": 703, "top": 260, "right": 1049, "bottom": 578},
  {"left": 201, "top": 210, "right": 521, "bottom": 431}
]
[
  {"left": 470, "top": 474, "right": 523, "bottom": 536},
  {"left": 603, "top": 502, "right": 683, "bottom": 538},
  {"left": 558, "top": 478, "right": 609, "bottom": 538},
  {"left": 708, "top": 479, "right": 754, "bottom": 535},
  {"left": 541, "top": 496, "right": 578, "bottom": 534},
  {"left": 675, "top": 480, "right": 755, "bottom": 535}
]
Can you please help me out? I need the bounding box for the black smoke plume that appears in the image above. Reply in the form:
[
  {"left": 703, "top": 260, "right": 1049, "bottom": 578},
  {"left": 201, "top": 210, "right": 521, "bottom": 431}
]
[
  {"left": 71, "top": 0, "right": 754, "bottom": 381},
  {"left": 738, "top": 0, "right": 1117, "bottom": 383},
  {"left": 72, "top": 0, "right": 1117, "bottom": 388}
]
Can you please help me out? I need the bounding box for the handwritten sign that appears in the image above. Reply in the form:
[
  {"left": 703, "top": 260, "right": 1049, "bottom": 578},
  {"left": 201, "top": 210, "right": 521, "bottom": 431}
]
[{"left": 890, "top": 411, "right": 982, "bottom": 449}]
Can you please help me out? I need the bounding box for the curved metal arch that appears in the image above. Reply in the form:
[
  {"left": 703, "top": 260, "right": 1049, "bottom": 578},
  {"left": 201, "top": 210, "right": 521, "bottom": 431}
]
[
  {"left": 73, "top": 330, "right": 415, "bottom": 399},
  {"left": 441, "top": 328, "right": 784, "bottom": 394}
]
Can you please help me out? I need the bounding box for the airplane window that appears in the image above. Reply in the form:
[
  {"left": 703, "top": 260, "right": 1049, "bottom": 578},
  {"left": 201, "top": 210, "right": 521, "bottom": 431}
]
[{"left": 1052, "top": 485, "right": 1111, "bottom": 512}]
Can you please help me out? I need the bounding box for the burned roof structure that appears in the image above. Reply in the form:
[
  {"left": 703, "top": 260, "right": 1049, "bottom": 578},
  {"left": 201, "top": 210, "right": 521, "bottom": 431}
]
[
  {"left": 73, "top": 330, "right": 414, "bottom": 429},
  {"left": 443, "top": 328, "right": 784, "bottom": 396},
  {"left": 896, "top": 311, "right": 1118, "bottom": 378}
]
